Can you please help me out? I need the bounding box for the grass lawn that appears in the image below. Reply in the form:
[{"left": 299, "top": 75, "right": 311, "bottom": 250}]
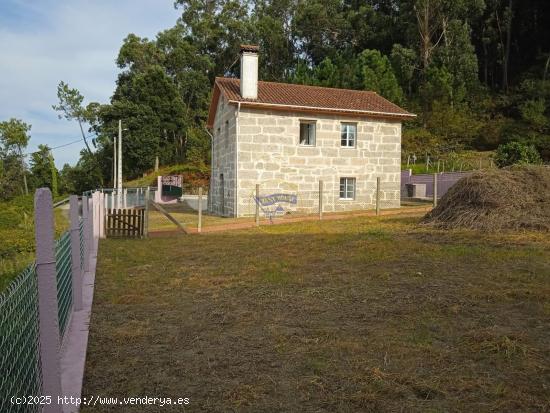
[{"left": 82, "top": 214, "right": 550, "bottom": 412}]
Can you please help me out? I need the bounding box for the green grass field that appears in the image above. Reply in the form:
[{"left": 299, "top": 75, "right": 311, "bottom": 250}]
[
  {"left": 0, "top": 199, "right": 69, "bottom": 292},
  {"left": 82, "top": 214, "right": 549, "bottom": 412}
]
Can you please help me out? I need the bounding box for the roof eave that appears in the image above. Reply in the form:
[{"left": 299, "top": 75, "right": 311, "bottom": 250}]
[{"left": 227, "top": 100, "right": 416, "bottom": 120}]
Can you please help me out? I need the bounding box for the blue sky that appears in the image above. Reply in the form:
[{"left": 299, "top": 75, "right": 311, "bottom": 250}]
[{"left": 0, "top": 0, "right": 180, "bottom": 167}]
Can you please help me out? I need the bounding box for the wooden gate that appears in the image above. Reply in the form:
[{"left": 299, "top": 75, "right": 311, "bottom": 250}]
[{"left": 105, "top": 208, "right": 145, "bottom": 238}]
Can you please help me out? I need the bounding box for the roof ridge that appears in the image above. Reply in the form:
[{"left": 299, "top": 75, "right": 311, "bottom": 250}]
[{"left": 216, "top": 76, "right": 378, "bottom": 95}]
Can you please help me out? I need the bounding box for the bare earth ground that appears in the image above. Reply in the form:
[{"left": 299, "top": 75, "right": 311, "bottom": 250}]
[{"left": 82, "top": 215, "right": 550, "bottom": 412}]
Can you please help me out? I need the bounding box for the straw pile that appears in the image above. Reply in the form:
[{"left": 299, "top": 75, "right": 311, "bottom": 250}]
[{"left": 422, "top": 166, "right": 550, "bottom": 231}]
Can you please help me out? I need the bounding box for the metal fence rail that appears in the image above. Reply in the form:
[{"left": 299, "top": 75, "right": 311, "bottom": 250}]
[
  {"left": 55, "top": 231, "right": 73, "bottom": 339},
  {"left": 0, "top": 264, "right": 42, "bottom": 413}
]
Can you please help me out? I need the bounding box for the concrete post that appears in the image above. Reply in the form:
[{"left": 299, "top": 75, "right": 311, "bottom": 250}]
[
  {"left": 92, "top": 193, "right": 99, "bottom": 245},
  {"left": 89, "top": 192, "right": 99, "bottom": 257},
  {"left": 81, "top": 195, "right": 90, "bottom": 273},
  {"left": 255, "top": 184, "right": 260, "bottom": 226},
  {"left": 87, "top": 196, "right": 94, "bottom": 256},
  {"left": 198, "top": 187, "right": 203, "bottom": 233},
  {"left": 318, "top": 180, "right": 323, "bottom": 220},
  {"left": 34, "top": 188, "right": 63, "bottom": 413},
  {"left": 155, "top": 176, "right": 162, "bottom": 203},
  {"left": 433, "top": 173, "right": 438, "bottom": 208},
  {"left": 69, "top": 196, "right": 83, "bottom": 311},
  {"left": 99, "top": 192, "right": 105, "bottom": 239},
  {"left": 376, "top": 177, "right": 381, "bottom": 216},
  {"left": 144, "top": 187, "right": 150, "bottom": 237}
]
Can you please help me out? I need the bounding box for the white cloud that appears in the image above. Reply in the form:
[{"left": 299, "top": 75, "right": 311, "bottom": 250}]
[{"left": 0, "top": 0, "right": 180, "bottom": 167}]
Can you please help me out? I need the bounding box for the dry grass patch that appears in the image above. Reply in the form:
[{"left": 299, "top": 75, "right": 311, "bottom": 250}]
[{"left": 82, "top": 215, "right": 550, "bottom": 412}]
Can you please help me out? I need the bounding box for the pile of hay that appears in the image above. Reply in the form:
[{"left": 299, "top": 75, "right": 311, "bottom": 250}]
[{"left": 422, "top": 166, "right": 550, "bottom": 231}]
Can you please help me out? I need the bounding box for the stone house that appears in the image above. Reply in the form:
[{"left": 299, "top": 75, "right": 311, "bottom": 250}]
[{"left": 206, "top": 45, "right": 415, "bottom": 217}]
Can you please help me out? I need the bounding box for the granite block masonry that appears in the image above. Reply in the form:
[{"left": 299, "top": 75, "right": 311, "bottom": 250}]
[
  {"left": 207, "top": 45, "right": 413, "bottom": 218},
  {"left": 210, "top": 97, "right": 402, "bottom": 217}
]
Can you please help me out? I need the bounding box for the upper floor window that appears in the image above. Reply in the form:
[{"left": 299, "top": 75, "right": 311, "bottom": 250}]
[
  {"left": 341, "top": 123, "right": 357, "bottom": 147},
  {"left": 299, "top": 121, "right": 316, "bottom": 146}
]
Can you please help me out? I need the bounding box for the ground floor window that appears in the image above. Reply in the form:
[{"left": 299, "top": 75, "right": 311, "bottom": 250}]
[{"left": 339, "top": 177, "right": 356, "bottom": 200}]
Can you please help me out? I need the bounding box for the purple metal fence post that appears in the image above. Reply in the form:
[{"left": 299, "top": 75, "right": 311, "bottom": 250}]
[
  {"left": 69, "top": 195, "right": 83, "bottom": 311},
  {"left": 34, "top": 188, "right": 63, "bottom": 413}
]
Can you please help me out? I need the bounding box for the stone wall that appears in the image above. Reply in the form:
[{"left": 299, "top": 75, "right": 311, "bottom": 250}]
[
  {"left": 235, "top": 108, "right": 402, "bottom": 217},
  {"left": 209, "top": 96, "right": 237, "bottom": 216},
  {"left": 210, "top": 101, "right": 403, "bottom": 217}
]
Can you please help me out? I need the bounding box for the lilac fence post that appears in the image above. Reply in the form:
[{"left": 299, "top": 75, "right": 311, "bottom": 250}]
[
  {"left": 34, "top": 188, "right": 63, "bottom": 413},
  {"left": 99, "top": 192, "right": 105, "bottom": 239},
  {"left": 82, "top": 195, "right": 89, "bottom": 272},
  {"left": 69, "top": 195, "right": 83, "bottom": 311},
  {"left": 92, "top": 192, "right": 100, "bottom": 250},
  {"left": 87, "top": 193, "right": 95, "bottom": 260}
]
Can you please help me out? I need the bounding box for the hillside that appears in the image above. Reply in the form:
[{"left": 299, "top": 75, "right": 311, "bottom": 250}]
[{"left": 124, "top": 164, "right": 210, "bottom": 191}]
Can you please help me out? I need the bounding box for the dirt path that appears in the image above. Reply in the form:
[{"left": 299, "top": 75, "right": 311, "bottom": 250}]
[{"left": 148, "top": 205, "right": 432, "bottom": 236}]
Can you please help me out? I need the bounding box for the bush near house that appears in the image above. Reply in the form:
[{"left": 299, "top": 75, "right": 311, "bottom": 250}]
[{"left": 494, "top": 141, "right": 543, "bottom": 167}]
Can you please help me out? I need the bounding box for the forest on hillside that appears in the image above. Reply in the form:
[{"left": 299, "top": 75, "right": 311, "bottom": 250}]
[{"left": 1, "top": 0, "right": 549, "bottom": 197}]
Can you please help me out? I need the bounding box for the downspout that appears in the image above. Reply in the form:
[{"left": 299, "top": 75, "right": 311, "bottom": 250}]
[
  {"left": 235, "top": 102, "right": 241, "bottom": 217},
  {"left": 204, "top": 127, "right": 214, "bottom": 214}
]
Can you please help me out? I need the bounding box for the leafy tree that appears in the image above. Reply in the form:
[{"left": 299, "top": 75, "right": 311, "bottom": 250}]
[
  {"left": 391, "top": 44, "right": 417, "bottom": 97},
  {"left": 494, "top": 141, "right": 542, "bottom": 166},
  {"left": 52, "top": 81, "right": 93, "bottom": 154},
  {"left": 29, "top": 145, "right": 58, "bottom": 196},
  {"left": 356, "top": 49, "right": 403, "bottom": 104},
  {"left": 0, "top": 118, "right": 31, "bottom": 199}
]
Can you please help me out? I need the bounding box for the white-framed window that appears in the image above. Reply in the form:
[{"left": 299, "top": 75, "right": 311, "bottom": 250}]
[
  {"left": 341, "top": 123, "right": 357, "bottom": 147},
  {"left": 299, "top": 121, "right": 316, "bottom": 146},
  {"left": 340, "top": 177, "right": 356, "bottom": 200}
]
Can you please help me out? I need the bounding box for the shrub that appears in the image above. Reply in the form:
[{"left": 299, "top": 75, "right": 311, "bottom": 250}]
[
  {"left": 0, "top": 208, "right": 22, "bottom": 229},
  {"left": 494, "top": 141, "right": 542, "bottom": 167}
]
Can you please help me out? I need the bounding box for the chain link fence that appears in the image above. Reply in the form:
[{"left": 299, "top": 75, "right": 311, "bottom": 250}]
[
  {"left": 0, "top": 264, "right": 42, "bottom": 413},
  {"left": 146, "top": 178, "right": 402, "bottom": 233},
  {"left": 55, "top": 231, "right": 73, "bottom": 339},
  {"left": 0, "top": 190, "right": 95, "bottom": 413}
]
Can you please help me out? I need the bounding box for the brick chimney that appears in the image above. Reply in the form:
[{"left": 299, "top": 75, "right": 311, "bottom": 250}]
[{"left": 239, "top": 44, "right": 259, "bottom": 99}]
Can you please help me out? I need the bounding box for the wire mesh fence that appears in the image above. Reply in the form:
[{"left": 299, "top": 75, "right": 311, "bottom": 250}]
[
  {"left": 0, "top": 263, "right": 42, "bottom": 413},
  {"left": 55, "top": 231, "right": 73, "bottom": 339},
  {"left": 146, "top": 178, "right": 402, "bottom": 233}
]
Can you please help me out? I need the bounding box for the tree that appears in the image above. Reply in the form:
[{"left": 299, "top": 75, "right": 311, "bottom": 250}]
[
  {"left": 357, "top": 49, "right": 404, "bottom": 104},
  {"left": 391, "top": 44, "right": 418, "bottom": 97},
  {"left": 29, "top": 144, "right": 58, "bottom": 196},
  {"left": 52, "top": 81, "right": 93, "bottom": 154},
  {"left": 0, "top": 118, "right": 31, "bottom": 198}
]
